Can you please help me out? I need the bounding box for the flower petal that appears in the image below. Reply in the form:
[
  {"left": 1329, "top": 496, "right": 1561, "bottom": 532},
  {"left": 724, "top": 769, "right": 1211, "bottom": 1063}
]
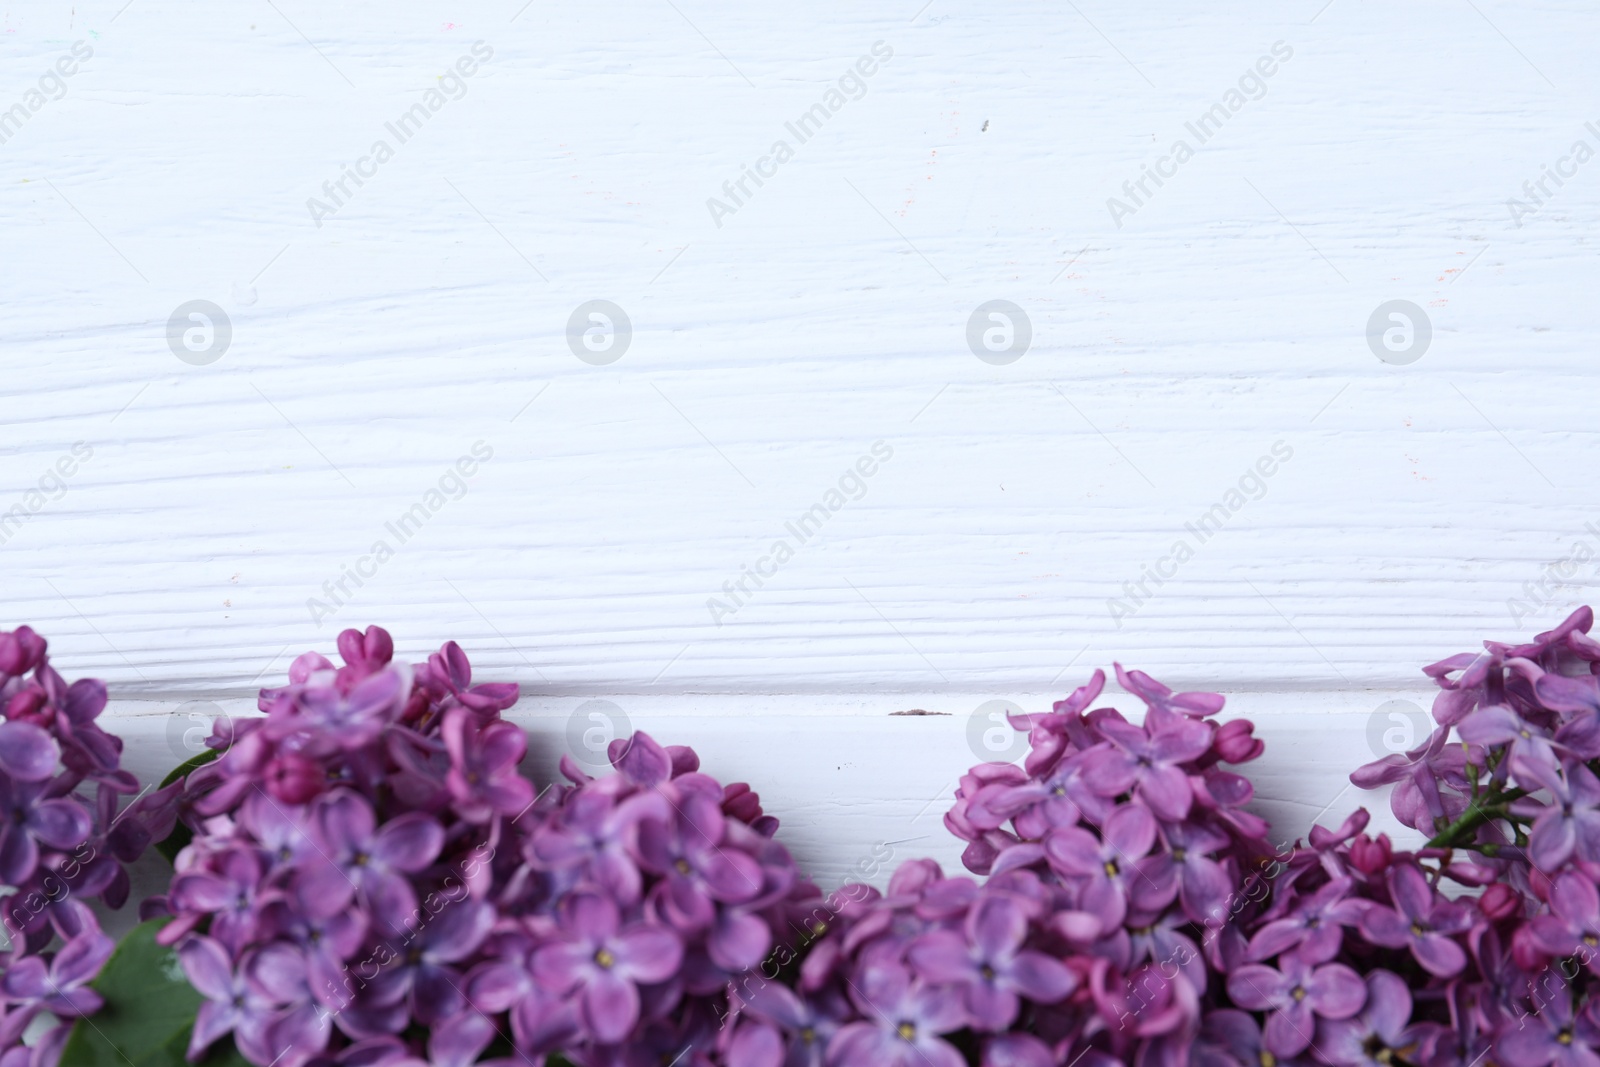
[
  {"left": 0, "top": 723, "right": 58, "bottom": 782},
  {"left": 1308, "top": 962, "right": 1366, "bottom": 1019},
  {"left": 581, "top": 970, "right": 640, "bottom": 1044},
  {"left": 1411, "top": 933, "right": 1467, "bottom": 977},
  {"left": 178, "top": 937, "right": 237, "bottom": 1002},
  {"left": 613, "top": 923, "right": 683, "bottom": 984},
  {"left": 372, "top": 813, "right": 444, "bottom": 872},
  {"left": 28, "top": 798, "right": 91, "bottom": 850}
]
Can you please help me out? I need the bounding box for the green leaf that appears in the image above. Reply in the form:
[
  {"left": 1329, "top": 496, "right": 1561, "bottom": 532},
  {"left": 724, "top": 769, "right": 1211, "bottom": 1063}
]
[
  {"left": 58, "top": 918, "right": 245, "bottom": 1067},
  {"left": 154, "top": 1026, "right": 252, "bottom": 1067},
  {"left": 160, "top": 748, "right": 218, "bottom": 790},
  {"left": 153, "top": 749, "right": 219, "bottom": 864}
]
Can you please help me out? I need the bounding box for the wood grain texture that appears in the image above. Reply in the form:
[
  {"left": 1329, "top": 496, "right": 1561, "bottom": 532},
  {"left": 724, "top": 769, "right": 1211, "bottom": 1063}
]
[
  {"left": 0, "top": 1, "right": 1595, "bottom": 902},
  {"left": 4, "top": 1, "right": 1596, "bottom": 694}
]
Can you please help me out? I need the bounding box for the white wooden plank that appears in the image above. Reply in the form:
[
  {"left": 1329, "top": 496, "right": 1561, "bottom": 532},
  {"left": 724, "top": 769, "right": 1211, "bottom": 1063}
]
[{"left": 4, "top": 1, "right": 1596, "bottom": 692}]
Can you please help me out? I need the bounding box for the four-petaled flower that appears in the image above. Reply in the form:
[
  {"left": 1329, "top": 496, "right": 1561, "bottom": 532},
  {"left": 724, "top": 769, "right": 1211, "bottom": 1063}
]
[
  {"left": 908, "top": 893, "right": 1077, "bottom": 1031},
  {"left": 828, "top": 963, "right": 969, "bottom": 1067},
  {"left": 1357, "top": 864, "right": 1472, "bottom": 977},
  {"left": 441, "top": 707, "right": 533, "bottom": 824},
  {"left": 1044, "top": 805, "right": 1163, "bottom": 933},
  {"left": 1529, "top": 871, "right": 1600, "bottom": 976},
  {"left": 1498, "top": 983, "right": 1600, "bottom": 1067},
  {"left": 1314, "top": 970, "right": 1423, "bottom": 1067},
  {"left": 1248, "top": 877, "right": 1368, "bottom": 964},
  {"left": 1513, "top": 759, "right": 1600, "bottom": 872},
  {"left": 633, "top": 791, "right": 764, "bottom": 930},
  {"left": 1079, "top": 713, "right": 1212, "bottom": 820},
  {"left": 179, "top": 936, "right": 280, "bottom": 1064},
  {"left": 530, "top": 892, "right": 683, "bottom": 1044},
  {"left": 0, "top": 925, "right": 113, "bottom": 1018},
  {"left": 0, "top": 774, "right": 91, "bottom": 886},
  {"left": 298, "top": 790, "right": 444, "bottom": 934},
  {"left": 1225, "top": 953, "right": 1366, "bottom": 1058},
  {"left": 367, "top": 899, "right": 495, "bottom": 1025}
]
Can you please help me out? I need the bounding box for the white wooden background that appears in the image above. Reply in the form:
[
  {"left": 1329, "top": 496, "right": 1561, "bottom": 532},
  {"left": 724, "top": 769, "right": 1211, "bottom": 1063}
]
[{"left": 4, "top": 0, "right": 1598, "bottom": 896}]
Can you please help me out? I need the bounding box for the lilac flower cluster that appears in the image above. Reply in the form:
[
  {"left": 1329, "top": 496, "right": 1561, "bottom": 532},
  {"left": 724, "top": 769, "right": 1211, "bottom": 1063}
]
[
  {"left": 29, "top": 610, "right": 1600, "bottom": 1067},
  {"left": 156, "top": 627, "right": 818, "bottom": 1067},
  {"left": 169, "top": 636, "right": 1588, "bottom": 1067},
  {"left": 937, "top": 665, "right": 1283, "bottom": 1065},
  {"left": 937, "top": 640, "right": 1600, "bottom": 1065},
  {"left": 0, "top": 626, "right": 163, "bottom": 1067},
  {"left": 1315, "top": 604, "right": 1600, "bottom": 1065}
]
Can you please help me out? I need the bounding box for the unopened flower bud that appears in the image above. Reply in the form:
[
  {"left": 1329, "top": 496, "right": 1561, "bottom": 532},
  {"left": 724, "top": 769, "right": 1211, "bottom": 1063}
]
[
  {"left": 722, "top": 782, "right": 764, "bottom": 824},
  {"left": 0, "top": 626, "right": 47, "bottom": 677},
  {"left": 1478, "top": 882, "right": 1520, "bottom": 921},
  {"left": 265, "top": 753, "right": 324, "bottom": 804},
  {"left": 1213, "top": 719, "right": 1263, "bottom": 763},
  {"left": 1511, "top": 922, "right": 1551, "bottom": 971},
  {"left": 1349, "top": 833, "right": 1392, "bottom": 875},
  {"left": 6, "top": 686, "right": 51, "bottom": 727}
]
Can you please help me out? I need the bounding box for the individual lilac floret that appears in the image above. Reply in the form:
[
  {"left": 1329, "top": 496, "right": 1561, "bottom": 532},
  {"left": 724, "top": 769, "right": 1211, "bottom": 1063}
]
[
  {"left": 168, "top": 849, "right": 267, "bottom": 954},
  {"left": 441, "top": 707, "right": 532, "bottom": 822},
  {"left": 1314, "top": 971, "right": 1421, "bottom": 1067},
  {"left": 1511, "top": 757, "right": 1600, "bottom": 871},
  {"left": 1528, "top": 871, "right": 1600, "bottom": 975},
  {"left": 1194, "top": 1009, "right": 1314, "bottom": 1067},
  {"left": 1357, "top": 864, "right": 1473, "bottom": 977},
  {"left": 1497, "top": 982, "right": 1600, "bottom": 1067},
  {"left": 179, "top": 936, "right": 280, "bottom": 1064},
  {"left": 0, "top": 923, "right": 113, "bottom": 1017},
  {"left": 0, "top": 773, "right": 91, "bottom": 884},
  {"left": 296, "top": 790, "right": 443, "bottom": 933},
  {"left": 365, "top": 899, "right": 494, "bottom": 1025},
  {"left": 734, "top": 984, "right": 850, "bottom": 1067},
  {"left": 1144, "top": 820, "right": 1234, "bottom": 925},
  {"left": 264, "top": 667, "right": 409, "bottom": 756},
  {"left": 246, "top": 943, "right": 334, "bottom": 1067},
  {"left": 258, "top": 901, "right": 366, "bottom": 1011},
  {"left": 1225, "top": 954, "right": 1366, "bottom": 1058},
  {"left": 1114, "top": 664, "right": 1227, "bottom": 719},
  {"left": 1079, "top": 711, "right": 1212, "bottom": 820},
  {"left": 1043, "top": 804, "right": 1162, "bottom": 932},
  {"left": 827, "top": 962, "right": 969, "bottom": 1067},
  {"left": 1247, "top": 877, "right": 1368, "bottom": 964},
  {"left": 907, "top": 892, "right": 1076, "bottom": 1030},
  {"left": 1456, "top": 704, "right": 1565, "bottom": 771},
  {"left": 637, "top": 792, "right": 765, "bottom": 910},
  {"left": 530, "top": 891, "right": 684, "bottom": 1043}
]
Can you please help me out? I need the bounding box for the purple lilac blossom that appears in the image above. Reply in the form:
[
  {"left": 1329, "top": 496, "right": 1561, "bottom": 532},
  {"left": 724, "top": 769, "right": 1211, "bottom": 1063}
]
[{"left": 0, "top": 626, "right": 164, "bottom": 1067}]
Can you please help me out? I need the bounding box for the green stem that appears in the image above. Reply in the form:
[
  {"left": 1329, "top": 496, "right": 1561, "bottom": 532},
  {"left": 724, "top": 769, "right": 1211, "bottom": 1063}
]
[{"left": 1424, "top": 785, "right": 1526, "bottom": 851}]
